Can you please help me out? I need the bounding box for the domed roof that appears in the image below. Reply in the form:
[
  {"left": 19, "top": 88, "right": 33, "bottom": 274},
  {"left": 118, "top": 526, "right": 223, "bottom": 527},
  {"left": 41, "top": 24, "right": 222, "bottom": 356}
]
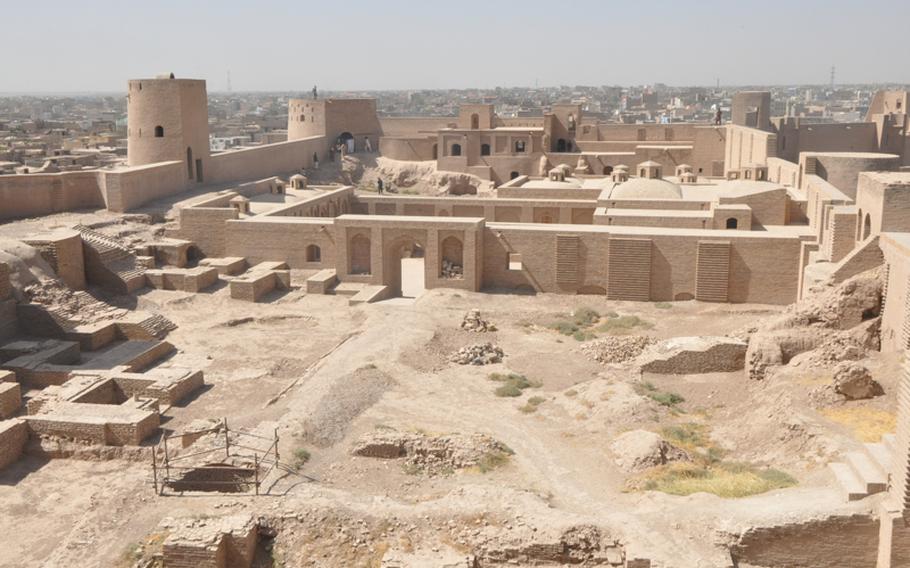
[{"left": 610, "top": 178, "right": 683, "bottom": 200}]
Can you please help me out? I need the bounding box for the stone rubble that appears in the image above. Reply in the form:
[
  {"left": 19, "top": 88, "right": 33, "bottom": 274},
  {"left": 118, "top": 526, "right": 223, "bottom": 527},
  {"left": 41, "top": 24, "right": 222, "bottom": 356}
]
[
  {"left": 352, "top": 431, "right": 512, "bottom": 476},
  {"left": 460, "top": 309, "right": 496, "bottom": 332},
  {"left": 441, "top": 259, "right": 464, "bottom": 279},
  {"left": 580, "top": 336, "right": 656, "bottom": 364},
  {"left": 832, "top": 362, "right": 883, "bottom": 400},
  {"left": 450, "top": 342, "right": 504, "bottom": 365},
  {"left": 609, "top": 429, "right": 689, "bottom": 472}
]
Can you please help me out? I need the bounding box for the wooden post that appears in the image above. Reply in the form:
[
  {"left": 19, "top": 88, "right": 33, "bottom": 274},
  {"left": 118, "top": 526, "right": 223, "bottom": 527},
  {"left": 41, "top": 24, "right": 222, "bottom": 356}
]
[
  {"left": 223, "top": 417, "right": 230, "bottom": 459},
  {"left": 151, "top": 447, "right": 159, "bottom": 495},
  {"left": 253, "top": 453, "right": 259, "bottom": 496},
  {"left": 274, "top": 427, "right": 280, "bottom": 463},
  {"left": 162, "top": 434, "right": 170, "bottom": 494}
]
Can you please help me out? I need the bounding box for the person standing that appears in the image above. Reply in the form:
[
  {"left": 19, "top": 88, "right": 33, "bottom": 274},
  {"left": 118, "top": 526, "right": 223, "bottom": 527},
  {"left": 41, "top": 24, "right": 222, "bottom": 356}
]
[
  {"left": 377, "top": 178, "right": 384, "bottom": 194},
  {"left": 312, "top": 85, "right": 318, "bottom": 100},
  {"left": 364, "top": 137, "right": 373, "bottom": 153}
]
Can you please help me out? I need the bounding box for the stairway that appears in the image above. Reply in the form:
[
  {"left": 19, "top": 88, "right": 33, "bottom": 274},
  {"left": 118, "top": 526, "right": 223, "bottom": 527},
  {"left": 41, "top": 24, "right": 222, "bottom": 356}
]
[
  {"left": 75, "top": 224, "right": 147, "bottom": 293},
  {"left": 830, "top": 433, "right": 894, "bottom": 501}
]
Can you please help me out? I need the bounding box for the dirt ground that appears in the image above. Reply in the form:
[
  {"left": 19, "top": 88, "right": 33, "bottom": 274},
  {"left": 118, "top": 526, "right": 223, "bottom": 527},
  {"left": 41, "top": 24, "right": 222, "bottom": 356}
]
[{"left": 0, "top": 205, "right": 896, "bottom": 567}]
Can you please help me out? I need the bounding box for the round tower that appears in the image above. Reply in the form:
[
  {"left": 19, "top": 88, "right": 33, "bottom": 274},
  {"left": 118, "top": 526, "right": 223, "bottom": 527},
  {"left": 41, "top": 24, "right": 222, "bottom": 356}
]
[
  {"left": 287, "top": 98, "right": 326, "bottom": 141},
  {"left": 127, "top": 75, "right": 210, "bottom": 182}
]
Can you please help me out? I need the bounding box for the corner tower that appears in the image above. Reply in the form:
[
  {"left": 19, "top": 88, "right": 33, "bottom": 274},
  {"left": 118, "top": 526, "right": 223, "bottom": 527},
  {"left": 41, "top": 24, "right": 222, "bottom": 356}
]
[{"left": 127, "top": 75, "right": 210, "bottom": 183}]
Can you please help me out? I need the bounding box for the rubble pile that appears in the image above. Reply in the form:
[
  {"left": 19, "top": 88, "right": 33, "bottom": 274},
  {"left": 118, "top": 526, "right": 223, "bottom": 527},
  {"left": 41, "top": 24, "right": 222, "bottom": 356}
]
[
  {"left": 609, "top": 430, "right": 689, "bottom": 472},
  {"left": 352, "top": 431, "right": 512, "bottom": 476},
  {"left": 746, "top": 269, "right": 883, "bottom": 380},
  {"left": 460, "top": 309, "right": 496, "bottom": 332},
  {"left": 832, "top": 362, "right": 883, "bottom": 400},
  {"left": 450, "top": 342, "right": 504, "bottom": 365},
  {"left": 442, "top": 259, "right": 464, "bottom": 279},
  {"left": 580, "top": 336, "right": 655, "bottom": 364}
]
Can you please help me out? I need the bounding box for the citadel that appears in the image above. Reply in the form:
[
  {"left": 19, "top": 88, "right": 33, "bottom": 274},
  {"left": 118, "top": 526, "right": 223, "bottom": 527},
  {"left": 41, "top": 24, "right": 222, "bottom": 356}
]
[{"left": 1, "top": 75, "right": 910, "bottom": 567}]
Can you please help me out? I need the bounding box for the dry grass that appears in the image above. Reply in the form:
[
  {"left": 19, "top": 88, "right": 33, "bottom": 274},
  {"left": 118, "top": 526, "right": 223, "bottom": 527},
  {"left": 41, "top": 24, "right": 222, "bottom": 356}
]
[
  {"left": 820, "top": 406, "right": 896, "bottom": 442},
  {"left": 633, "top": 462, "right": 797, "bottom": 498}
]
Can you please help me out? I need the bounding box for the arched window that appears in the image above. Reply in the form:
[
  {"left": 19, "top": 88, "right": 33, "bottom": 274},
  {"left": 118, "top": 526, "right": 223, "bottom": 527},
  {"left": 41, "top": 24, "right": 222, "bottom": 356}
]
[
  {"left": 350, "top": 234, "right": 371, "bottom": 275},
  {"left": 510, "top": 171, "right": 520, "bottom": 180},
  {"left": 186, "top": 147, "right": 194, "bottom": 180},
  {"left": 470, "top": 114, "right": 479, "bottom": 129},
  {"left": 451, "top": 143, "right": 462, "bottom": 156},
  {"left": 726, "top": 218, "right": 738, "bottom": 229},
  {"left": 856, "top": 209, "right": 864, "bottom": 240},
  {"left": 863, "top": 213, "right": 872, "bottom": 240},
  {"left": 480, "top": 143, "right": 491, "bottom": 156},
  {"left": 154, "top": 125, "right": 164, "bottom": 137},
  {"left": 306, "top": 244, "right": 321, "bottom": 262},
  {"left": 514, "top": 140, "right": 526, "bottom": 153}
]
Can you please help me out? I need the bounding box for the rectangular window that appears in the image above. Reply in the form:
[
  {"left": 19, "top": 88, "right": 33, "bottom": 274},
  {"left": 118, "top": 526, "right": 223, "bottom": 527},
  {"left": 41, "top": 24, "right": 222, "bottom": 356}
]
[{"left": 508, "top": 253, "right": 523, "bottom": 271}]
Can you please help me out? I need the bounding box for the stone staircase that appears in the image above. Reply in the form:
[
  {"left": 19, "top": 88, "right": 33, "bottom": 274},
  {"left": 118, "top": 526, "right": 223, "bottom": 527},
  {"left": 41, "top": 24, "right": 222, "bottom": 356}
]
[
  {"left": 830, "top": 433, "right": 895, "bottom": 501},
  {"left": 75, "top": 224, "right": 147, "bottom": 294}
]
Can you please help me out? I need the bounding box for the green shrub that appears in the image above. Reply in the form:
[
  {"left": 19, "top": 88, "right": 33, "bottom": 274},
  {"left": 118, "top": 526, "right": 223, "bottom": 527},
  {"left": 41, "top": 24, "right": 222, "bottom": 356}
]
[
  {"left": 477, "top": 450, "right": 511, "bottom": 473},
  {"left": 634, "top": 381, "right": 685, "bottom": 408},
  {"left": 527, "top": 396, "right": 546, "bottom": 406},
  {"left": 572, "top": 306, "right": 600, "bottom": 326},
  {"left": 495, "top": 383, "right": 524, "bottom": 397},
  {"left": 490, "top": 372, "right": 540, "bottom": 397},
  {"left": 654, "top": 302, "right": 673, "bottom": 309},
  {"left": 597, "top": 315, "right": 653, "bottom": 334},
  {"left": 293, "top": 448, "right": 311, "bottom": 469}
]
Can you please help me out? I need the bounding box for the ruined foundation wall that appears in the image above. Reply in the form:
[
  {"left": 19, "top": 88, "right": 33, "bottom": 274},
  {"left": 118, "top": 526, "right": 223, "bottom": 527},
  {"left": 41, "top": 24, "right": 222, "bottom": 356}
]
[
  {"left": 0, "top": 419, "right": 27, "bottom": 470},
  {"left": 729, "top": 514, "right": 879, "bottom": 568}
]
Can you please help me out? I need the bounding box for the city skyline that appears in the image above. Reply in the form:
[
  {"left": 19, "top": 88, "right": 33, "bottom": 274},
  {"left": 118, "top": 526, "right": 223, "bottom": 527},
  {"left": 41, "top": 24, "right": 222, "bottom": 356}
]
[{"left": 2, "top": 0, "right": 909, "bottom": 93}]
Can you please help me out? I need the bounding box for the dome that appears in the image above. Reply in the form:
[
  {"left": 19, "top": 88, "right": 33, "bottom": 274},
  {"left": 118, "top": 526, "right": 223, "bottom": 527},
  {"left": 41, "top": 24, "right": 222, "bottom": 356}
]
[
  {"left": 609, "top": 178, "right": 683, "bottom": 200},
  {"left": 290, "top": 174, "right": 306, "bottom": 182}
]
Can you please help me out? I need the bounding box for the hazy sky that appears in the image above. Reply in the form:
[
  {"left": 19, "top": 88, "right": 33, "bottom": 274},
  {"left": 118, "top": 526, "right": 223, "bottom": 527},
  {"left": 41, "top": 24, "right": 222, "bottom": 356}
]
[{"left": 2, "top": 0, "right": 909, "bottom": 93}]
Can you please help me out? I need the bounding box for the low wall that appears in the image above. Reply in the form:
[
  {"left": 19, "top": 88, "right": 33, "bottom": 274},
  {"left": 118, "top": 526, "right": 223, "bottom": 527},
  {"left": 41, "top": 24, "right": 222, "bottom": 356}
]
[
  {"left": 207, "top": 136, "right": 325, "bottom": 185},
  {"left": 0, "top": 171, "right": 104, "bottom": 220},
  {"left": 0, "top": 419, "right": 26, "bottom": 470},
  {"left": 482, "top": 223, "right": 803, "bottom": 304},
  {"left": 225, "top": 218, "right": 336, "bottom": 268},
  {"left": 379, "top": 137, "right": 436, "bottom": 161},
  {"left": 101, "top": 160, "right": 188, "bottom": 212},
  {"left": 729, "top": 514, "right": 879, "bottom": 568},
  {"left": 168, "top": 208, "right": 239, "bottom": 258}
]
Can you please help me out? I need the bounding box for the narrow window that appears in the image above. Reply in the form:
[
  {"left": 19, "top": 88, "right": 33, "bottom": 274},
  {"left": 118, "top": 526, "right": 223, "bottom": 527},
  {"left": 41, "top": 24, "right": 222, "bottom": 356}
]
[{"left": 154, "top": 125, "right": 164, "bottom": 137}]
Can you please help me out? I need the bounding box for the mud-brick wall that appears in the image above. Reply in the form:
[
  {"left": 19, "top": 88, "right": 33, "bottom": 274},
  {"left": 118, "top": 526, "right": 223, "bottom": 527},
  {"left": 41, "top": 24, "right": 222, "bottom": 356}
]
[
  {"left": 25, "top": 416, "right": 108, "bottom": 444},
  {"left": 0, "top": 382, "right": 21, "bottom": 419},
  {"left": 0, "top": 419, "right": 27, "bottom": 470},
  {"left": 225, "top": 219, "right": 336, "bottom": 269},
  {"left": 167, "top": 207, "right": 239, "bottom": 258},
  {"left": 162, "top": 540, "right": 226, "bottom": 568},
  {"left": 729, "top": 514, "right": 879, "bottom": 567},
  {"left": 106, "top": 413, "right": 159, "bottom": 445}
]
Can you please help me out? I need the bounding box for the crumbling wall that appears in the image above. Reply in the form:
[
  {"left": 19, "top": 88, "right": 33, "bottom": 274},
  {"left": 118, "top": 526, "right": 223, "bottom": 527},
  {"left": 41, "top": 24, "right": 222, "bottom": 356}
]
[
  {"left": 728, "top": 514, "right": 879, "bottom": 568},
  {"left": 0, "top": 419, "right": 27, "bottom": 470}
]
